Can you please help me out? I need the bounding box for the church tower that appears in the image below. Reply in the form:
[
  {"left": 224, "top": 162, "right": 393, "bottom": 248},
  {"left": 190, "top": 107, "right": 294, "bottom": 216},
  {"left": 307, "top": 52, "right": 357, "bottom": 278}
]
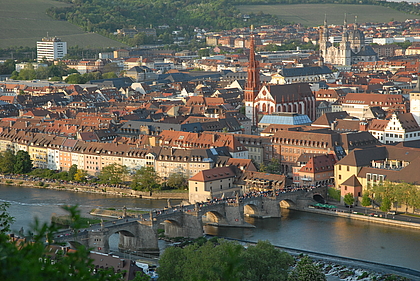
[
  {"left": 319, "top": 14, "right": 331, "bottom": 63},
  {"left": 244, "top": 27, "right": 261, "bottom": 127},
  {"left": 410, "top": 64, "right": 420, "bottom": 125},
  {"left": 339, "top": 14, "right": 352, "bottom": 66}
]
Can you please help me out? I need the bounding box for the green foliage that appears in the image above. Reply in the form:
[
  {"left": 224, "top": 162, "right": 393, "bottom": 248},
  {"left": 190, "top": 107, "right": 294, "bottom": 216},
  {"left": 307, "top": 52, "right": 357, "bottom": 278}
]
[
  {"left": 165, "top": 173, "right": 188, "bottom": 190},
  {"left": 328, "top": 187, "right": 341, "bottom": 201},
  {"left": 0, "top": 149, "right": 16, "bottom": 174},
  {"left": 394, "top": 41, "right": 412, "bottom": 49},
  {"left": 98, "top": 164, "right": 128, "bottom": 185},
  {"left": 65, "top": 71, "right": 103, "bottom": 84},
  {"left": 380, "top": 197, "right": 392, "bottom": 213},
  {"left": 369, "top": 181, "right": 420, "bottom": 213},
  {"left": 68, "top": 164, "right": 78, "bottom": 181},
  {"left": 0, "top": 60, "right": 16, "bottom": 75},
  {"left": 0, "top": 205, "right": 122, "bottom": 281},
  {"left": 344, "top": 193, "right": 355, "bottom": 209},
  {"left": 240, "top": 240, "right": 293, "bottom": 280},
  {"left": 361, "top": 192, "right": 371, "bottom": 208},
  {"left": 130, "top": 166, "right": 160, "bottom": 191},
  {"left": 0, "top": 202, "right": 15, "bottom": 233},
  {"left": 14, "top": 150, "right": 32, "bottom": 174},
  {"left": 10, "top": 62, "right": 73, "bottom": 81},
  {"left": 46, "top": 0, "right": 286, "bottom": 47},
  {"left": 157, "top": 239, "right": 294, "bottom": 281},
  {"left": 259, "top": 158, "right": 281, "bottom": 174},
  {"left": 288, "top": 256, "right": 326, "bottom": 281}
]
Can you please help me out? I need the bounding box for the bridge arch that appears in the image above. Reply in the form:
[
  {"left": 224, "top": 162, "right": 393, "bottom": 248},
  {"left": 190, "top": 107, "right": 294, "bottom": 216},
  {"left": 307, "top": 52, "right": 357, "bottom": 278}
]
[
  {"left": 243, "top": 203, "right": 259, "bottom": 216},
  {"left": 313, "top": 193, "right": 326, "bottom": 204},
  {"left": 202, "top": 210, "right": 227, "bottom": 225},
  {"left": 279, "top": 199, "right": 296, "bottom": 209},
  {"left": 104, "top": 227, "right": 137, "bottom": 254},
  {"left": 161, "top": 218, "right": 186, "bottom": 238}
]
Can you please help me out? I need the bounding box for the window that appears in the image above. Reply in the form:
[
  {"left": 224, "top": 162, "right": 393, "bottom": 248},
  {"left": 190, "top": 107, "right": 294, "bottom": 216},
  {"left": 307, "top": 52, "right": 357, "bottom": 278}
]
[
  {"left": 339, "top": 165, "right": 341, "bottom": 170},
  {"left": 346, "top": 166, "right": 349, "bottom": 171},
  {"left": 338, "top": 175, "right": 341, "bottom": 180}
]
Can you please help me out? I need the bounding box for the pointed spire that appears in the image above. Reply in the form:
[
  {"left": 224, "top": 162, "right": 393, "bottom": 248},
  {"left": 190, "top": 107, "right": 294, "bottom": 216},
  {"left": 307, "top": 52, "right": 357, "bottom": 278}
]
[
  {"left": 354, "top": 15, "right": 358, "bottom": 29},
  {"left": 344, "top": 13, "right": 347, "bottom": 27},
  {"left": 324, "top": 14, "right": 327, "bottom": 27}
]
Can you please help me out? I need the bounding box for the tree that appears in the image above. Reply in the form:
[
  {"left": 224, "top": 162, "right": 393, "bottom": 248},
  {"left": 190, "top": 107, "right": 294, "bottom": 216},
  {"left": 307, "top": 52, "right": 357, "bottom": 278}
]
[
  {"left": 65, "top": 73, "right": 84, "bottom": 84},
  {"left": 361, "top": 191, "right": 371, "bottom": 214},
  {"left": 239, "top": 240, "right": 293, "bottom": 281},
  {"left": 0, "top": 204, "right": 122, "bottom": 281},
  {"left": 98, "top": 164, "right": 128, "bottom": 185},
  {"left": 343, "top": 193, "right": 355, "bottom": 212},
  {"left": 130, "top": 166, "right": 160, "bottom": 191},
  {"left": 288, "top": 256, "right": 326, "bottom": 281},
  {"left": 102, "top": 72, "right": 118, "bottom": 79},
  {"left": 0, "top": 202, "right": 14, "bottom": 233},
  {"left": 267, "top": 158, "right": 281, "bottom": 174},
  {"left": 14, "top": 150, "right": 32, "bottom": 174},
  {"left": 68, "top": 164, "right": 78, "bottom": 181},
  {"left": 197, "top": 48, "right": 210, "bottom": 58},
  {"left": 74, "top": 169, "right": 88, "bottom": 182},
  {"left": 0, "top": 149, "right": 16, "bottom": 174},
  {"left": 380, "top": 197, "right": 392, "bottom": 213},
  {"left": 165, "top": 172, "right": 188, "bottom": 190},
  {"left": 157, "top": 239, "right": 294, "bottom": 281},
  {"left": 394, "top": 182, "right": 417, "bottom": 213}
]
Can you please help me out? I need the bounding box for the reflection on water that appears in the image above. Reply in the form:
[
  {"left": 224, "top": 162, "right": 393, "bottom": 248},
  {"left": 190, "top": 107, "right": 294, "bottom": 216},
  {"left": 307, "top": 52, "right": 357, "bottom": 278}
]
[{"left": 204, "top": 209, "right": 420, "bottom": 271}]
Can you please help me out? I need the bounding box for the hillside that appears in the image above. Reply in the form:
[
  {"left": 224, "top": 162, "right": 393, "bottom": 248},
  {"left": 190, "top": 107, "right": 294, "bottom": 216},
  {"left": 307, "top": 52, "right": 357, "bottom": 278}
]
[
  {"left": 237, "top": 4, "right": 414, "bottom": 26},
  {"left": 0, "top": 0, "right": 126, "bottom": 49}
]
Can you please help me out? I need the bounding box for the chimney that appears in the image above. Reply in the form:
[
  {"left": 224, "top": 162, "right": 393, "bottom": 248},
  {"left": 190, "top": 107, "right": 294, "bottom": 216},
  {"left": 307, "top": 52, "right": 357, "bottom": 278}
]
[{"left": 359, "top": 122, "right": 368, "bottom": 131}]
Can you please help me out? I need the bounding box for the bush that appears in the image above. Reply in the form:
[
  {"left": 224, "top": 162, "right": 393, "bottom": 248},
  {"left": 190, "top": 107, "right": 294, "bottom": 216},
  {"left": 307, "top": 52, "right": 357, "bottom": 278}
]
[{"left": 328, "top": 187, "right": 341, "bottom": 201}]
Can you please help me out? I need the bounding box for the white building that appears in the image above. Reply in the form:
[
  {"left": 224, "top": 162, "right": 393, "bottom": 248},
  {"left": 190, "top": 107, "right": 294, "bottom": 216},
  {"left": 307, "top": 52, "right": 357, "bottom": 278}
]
[
  {"left": 369, "top": 113, "right": 420, "bottom": 144},
  {"left": 37, "top": 37, "right": 67, "bottom": 61}
]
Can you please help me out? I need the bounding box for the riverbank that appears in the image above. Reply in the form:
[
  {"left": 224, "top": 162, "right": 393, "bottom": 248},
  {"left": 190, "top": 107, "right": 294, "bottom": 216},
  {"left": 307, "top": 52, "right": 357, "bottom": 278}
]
[
  {"left": 0, "top": 177, "right": 189, "bottom": 200},
  {"left": 301, "top": 207, "right": 420, "bottom": 230}
]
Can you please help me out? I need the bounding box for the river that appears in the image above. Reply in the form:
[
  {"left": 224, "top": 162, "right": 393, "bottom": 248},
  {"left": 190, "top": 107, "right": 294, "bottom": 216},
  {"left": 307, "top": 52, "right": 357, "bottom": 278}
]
[{"left": 1, "top": 185, "right": 419, "bottom": 272}]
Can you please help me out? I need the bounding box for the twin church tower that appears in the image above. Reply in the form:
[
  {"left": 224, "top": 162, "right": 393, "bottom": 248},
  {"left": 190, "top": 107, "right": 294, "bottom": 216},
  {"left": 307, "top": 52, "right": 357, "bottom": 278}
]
[{"left": 319, "top": 15, "right": 377, "bottom": 66}]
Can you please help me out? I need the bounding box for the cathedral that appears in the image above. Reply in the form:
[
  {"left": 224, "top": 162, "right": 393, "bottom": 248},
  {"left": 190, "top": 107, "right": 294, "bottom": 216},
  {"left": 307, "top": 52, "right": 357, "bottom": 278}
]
[
  {"left": 319, "top": 16, "right": 377, "bottom": 66},
  {"left": 244, "top": 33, "right": 316, "bottom": 127}
]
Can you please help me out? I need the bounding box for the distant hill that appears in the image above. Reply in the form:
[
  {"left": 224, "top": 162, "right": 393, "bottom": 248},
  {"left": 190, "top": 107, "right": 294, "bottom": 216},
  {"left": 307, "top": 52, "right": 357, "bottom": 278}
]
[
  {"left": 237, "top": 4, "right": 414, "bottom": 27},
  {"left": 0, "top": 0, "right": 127, "bottom": 49}
]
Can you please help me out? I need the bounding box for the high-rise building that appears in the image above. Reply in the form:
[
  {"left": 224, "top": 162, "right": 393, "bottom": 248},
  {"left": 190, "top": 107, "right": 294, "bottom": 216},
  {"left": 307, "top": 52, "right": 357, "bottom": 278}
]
[{"left": 36, "top": 37, "right": 67, "bottom": 61}]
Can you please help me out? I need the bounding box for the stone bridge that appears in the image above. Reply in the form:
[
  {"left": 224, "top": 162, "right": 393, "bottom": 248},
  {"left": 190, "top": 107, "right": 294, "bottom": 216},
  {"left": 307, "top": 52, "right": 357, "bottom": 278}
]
[{"left": 54, "top": 187, "right": 325, "bottom": 254}]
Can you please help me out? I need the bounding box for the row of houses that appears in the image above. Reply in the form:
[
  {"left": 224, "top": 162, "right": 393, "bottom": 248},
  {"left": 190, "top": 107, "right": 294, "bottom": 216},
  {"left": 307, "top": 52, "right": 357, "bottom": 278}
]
[{"left": 0, "top": 129, "right": 257, "bottom": 180}]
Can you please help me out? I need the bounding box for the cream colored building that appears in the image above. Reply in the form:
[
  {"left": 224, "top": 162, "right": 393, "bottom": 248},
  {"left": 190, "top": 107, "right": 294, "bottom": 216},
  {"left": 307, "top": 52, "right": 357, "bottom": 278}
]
[{"left": 188, "top": 166, "right": 239, "bottom": 203}]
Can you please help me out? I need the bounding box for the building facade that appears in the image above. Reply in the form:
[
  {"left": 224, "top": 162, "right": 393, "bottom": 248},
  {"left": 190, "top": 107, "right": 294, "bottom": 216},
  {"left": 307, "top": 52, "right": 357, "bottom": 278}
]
[
  {"left": 319, "top": 16, "right": 377, "bottom": 66},
  {"left": 37, "top": 37, "right": 67, "bottom": 61}
]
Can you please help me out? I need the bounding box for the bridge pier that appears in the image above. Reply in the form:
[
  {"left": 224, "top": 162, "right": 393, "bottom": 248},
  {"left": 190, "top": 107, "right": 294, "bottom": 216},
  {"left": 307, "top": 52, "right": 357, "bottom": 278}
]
[{"left": 157, "top": 212, "right": 203, "bottom": 239}]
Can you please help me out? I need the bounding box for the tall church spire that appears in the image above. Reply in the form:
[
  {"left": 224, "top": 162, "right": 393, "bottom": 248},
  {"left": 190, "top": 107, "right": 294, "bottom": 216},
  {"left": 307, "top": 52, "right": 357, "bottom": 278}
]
[
  {"left": 343, "top": 13, "right": 347, "bottom": 33},
  {"left": 245, "top": 26, "right": 260, "bottom": 102},
  {"left": 244, "top": 25, "right": 261, "bottom": 127}
]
